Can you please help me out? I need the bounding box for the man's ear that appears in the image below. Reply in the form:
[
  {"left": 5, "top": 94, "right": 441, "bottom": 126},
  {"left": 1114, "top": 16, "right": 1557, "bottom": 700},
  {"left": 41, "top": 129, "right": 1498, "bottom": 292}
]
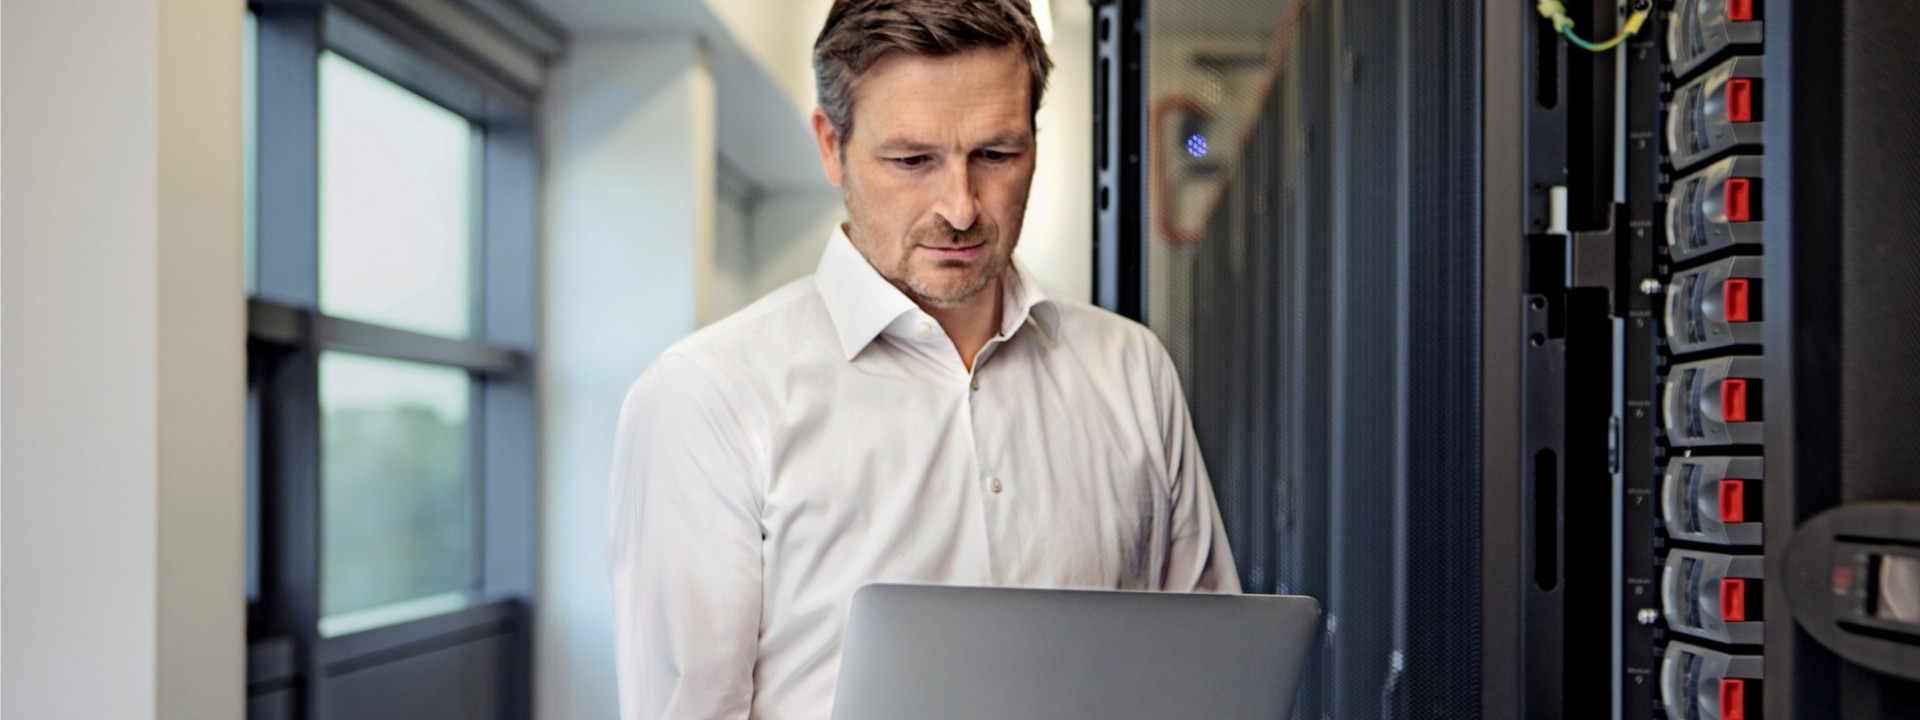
[{"left": 811, "top": 107, "right": 845, "bottom": 188}]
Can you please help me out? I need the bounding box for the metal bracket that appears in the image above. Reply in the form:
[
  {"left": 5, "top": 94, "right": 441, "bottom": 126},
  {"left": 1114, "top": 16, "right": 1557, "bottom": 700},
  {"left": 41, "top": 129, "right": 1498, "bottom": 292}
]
[{"left": 1572, "top": 203, "right": 1621, "bottom": 312}]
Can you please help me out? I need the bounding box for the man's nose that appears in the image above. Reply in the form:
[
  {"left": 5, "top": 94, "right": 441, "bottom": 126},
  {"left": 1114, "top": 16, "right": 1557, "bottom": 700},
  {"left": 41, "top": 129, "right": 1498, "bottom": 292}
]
[{"left": 931, "top": 162, "right": 980, "bottom": 233}]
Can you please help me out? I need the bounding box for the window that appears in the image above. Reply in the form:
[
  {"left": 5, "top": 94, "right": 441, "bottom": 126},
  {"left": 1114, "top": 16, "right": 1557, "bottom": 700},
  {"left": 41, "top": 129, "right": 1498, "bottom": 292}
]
[
  {"left": 313, "top": 53, "right": 483, "bottom": 633},
  {"left": 319, "top": 52, "right": 476, "bottom": 340},
  {"left": 245, "top": 2, "right": 557, "bottom": 717},
  {"left": 253, "top": 44, "right": 507, "bottom": 638},
  {"left": 318, "top": 352, "right": 476, "bottom": 634}
]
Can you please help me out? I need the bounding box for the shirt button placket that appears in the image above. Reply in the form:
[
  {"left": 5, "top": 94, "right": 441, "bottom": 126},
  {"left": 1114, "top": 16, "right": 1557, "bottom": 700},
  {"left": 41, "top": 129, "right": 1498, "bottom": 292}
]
[{"left": 968, "top": 361, "right": 1000, "bottom": 582}]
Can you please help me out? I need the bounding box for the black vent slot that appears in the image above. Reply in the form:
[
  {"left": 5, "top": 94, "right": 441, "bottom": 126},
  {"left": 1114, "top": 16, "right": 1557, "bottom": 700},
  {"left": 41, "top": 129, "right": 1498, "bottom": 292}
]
[
  {"left": 1682, "top": 463, "right": 1705, "bottom": 534},
  {"left": 1683, "top": 368, "right": 1706, "bottom": 440},
  {"left": 1681, "top": 555, "right": 1705, "bottom": 630}
]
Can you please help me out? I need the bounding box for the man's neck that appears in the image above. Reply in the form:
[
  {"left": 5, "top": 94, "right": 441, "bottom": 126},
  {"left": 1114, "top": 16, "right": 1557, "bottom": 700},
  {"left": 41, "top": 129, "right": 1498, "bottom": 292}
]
[{"left": 924, "top": 274, "right": 1004, "bottom": 373}]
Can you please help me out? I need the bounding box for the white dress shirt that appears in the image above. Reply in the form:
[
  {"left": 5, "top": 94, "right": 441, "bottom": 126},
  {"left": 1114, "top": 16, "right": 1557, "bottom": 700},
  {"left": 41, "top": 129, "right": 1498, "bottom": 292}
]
[{"left": 607, "top": 226, "right": 1240, "bottom": 720}]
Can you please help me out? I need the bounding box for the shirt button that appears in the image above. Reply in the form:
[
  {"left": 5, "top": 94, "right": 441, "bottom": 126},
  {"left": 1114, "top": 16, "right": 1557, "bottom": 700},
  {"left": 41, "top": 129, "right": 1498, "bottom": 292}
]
[
  {"left": 970, "top": 377, "right": 980, "bottom": 392},
  {"left": 917, "top": 322, "right": 934, "bottom": 337},
  {"left": 990, "top": 477, "right": 1003, "bottom": 494}
]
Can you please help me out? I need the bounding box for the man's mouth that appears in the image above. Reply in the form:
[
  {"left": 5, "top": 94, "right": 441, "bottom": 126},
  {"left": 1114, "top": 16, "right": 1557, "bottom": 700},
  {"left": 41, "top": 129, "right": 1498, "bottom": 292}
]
[{"left": 918, "top": 241, "right": 986, "bottom": 262}]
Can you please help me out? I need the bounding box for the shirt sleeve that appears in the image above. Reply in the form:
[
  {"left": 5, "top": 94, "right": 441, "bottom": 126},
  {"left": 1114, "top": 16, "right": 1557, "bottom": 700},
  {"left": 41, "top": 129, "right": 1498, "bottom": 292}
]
[
  {"left": 1151, "top": 342, "right": 1243, "bottom": 594},
  {"left": 607, "top": 352, "right": 765, "bottom": 720}
]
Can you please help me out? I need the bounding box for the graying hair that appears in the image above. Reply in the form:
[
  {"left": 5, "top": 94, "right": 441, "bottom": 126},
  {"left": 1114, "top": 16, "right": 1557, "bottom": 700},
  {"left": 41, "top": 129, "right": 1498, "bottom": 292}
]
[{"left": 812, "top": 0, "right": 1054, "bottom": 142}]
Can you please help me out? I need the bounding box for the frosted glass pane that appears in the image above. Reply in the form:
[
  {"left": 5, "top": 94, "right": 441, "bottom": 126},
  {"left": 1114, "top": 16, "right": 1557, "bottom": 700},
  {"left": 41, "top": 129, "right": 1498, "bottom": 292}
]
[
  {"left": 319, "top": 352, "right": 476, "bottom": 622},
  {"left": 320, "top": 52, "right": 474, "bottom": 338}
]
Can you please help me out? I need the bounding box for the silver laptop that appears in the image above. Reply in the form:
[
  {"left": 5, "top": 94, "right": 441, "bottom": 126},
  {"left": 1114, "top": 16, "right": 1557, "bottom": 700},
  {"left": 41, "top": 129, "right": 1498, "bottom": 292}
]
[{"left": 831, "top": 584, "right": 1322, "bottom": 720}]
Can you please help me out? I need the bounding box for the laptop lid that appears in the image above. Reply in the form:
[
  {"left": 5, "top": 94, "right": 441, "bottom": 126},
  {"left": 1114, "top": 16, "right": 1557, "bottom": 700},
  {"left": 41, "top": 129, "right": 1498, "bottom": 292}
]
[{"left": 831, "top": 584, "right": 1323, "bottom": 720}]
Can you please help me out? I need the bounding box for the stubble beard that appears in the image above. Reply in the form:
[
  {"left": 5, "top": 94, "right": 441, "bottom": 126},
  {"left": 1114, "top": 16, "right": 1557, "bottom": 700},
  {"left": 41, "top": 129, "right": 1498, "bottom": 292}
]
[
  {"left": 842, "top": 178, "right": 1018, "bottom": 310},
  {"left": 893, "top": 222, "right": 1010, "bottom": 310}
]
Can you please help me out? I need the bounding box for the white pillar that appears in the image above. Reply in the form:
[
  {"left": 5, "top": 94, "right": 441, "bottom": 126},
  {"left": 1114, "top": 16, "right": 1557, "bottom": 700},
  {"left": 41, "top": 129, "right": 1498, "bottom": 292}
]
[
  {"left": 539, "top": 36, "right": 717, "bottom": 720},
  {"left": 1019, "top": 4, "right": 1095, "bottom": 303},
  {"left": 2, "top": 0, "right": 247, "bottom": 718}
]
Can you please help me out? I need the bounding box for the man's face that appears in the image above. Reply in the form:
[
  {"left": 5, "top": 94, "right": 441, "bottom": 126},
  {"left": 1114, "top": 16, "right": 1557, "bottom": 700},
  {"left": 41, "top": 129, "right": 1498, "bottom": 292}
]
[{"left": 813, "top": 46, "right": 1037, "bottom": 309}]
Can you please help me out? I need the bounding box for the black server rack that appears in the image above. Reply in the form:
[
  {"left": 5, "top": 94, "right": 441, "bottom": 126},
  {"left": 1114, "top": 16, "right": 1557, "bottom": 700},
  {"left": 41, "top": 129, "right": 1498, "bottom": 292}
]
[{"left": 1092, "top": 0, "right": 1920, "bottom": 717}]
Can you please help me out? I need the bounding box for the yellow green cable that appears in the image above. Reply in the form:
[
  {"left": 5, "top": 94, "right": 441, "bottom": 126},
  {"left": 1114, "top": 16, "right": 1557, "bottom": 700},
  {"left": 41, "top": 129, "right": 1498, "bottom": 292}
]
[{"left": 1537, "top": 0, "right": 1652, "bottom": 53}]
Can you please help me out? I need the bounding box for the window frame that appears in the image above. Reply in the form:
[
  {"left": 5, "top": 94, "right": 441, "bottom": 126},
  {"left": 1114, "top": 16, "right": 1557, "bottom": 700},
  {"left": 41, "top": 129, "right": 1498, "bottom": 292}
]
[{"left": 245, "top": 0, "right": 556, "bottom": 715}]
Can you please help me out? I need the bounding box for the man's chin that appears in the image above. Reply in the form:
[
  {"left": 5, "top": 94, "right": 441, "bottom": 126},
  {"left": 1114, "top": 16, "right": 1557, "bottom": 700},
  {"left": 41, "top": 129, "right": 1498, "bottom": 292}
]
[{"left": 904, "top": 272, "right": 992, "bottom": 309}]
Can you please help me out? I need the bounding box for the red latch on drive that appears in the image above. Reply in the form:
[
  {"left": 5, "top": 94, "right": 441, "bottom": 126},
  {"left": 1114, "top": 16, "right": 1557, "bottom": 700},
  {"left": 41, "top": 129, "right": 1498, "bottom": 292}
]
[
  {"left": 1724, "top": 278, "right": 1751, "bottom": 322},
  {"left": 1721, "top": 678, "right": 1747, "bottom": 720},
  {"left": 1728, "top": 0, "right": 1754, "bottom": 22},
  {"left": 1721, "top": 378, "right": 1749, "bottom": 423},
  {"left": 1719, "top": 479, "right": 1746, "bottom": 523},
  {"left": 1727, "top": 79, "right": 1754, "bottom": 123},
  {"left": 1721, "top": 578, "right": 1748, "bottom": 622},
  {"left": 1725, "top": 178, "right": 1753, "bottom": 222}
]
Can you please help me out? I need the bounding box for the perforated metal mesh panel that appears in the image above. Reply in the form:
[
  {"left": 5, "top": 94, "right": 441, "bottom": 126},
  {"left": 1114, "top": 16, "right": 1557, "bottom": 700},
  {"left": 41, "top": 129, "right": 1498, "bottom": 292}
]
[{"left": 1140, "top": 0, "right": 1481, "bottom": 716}]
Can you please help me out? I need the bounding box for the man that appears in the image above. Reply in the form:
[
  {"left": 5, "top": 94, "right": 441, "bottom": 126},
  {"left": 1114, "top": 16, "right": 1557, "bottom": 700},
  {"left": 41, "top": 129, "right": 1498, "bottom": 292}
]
[{"left": 607, "top": 1, "right": 1239, "bottom": 718}]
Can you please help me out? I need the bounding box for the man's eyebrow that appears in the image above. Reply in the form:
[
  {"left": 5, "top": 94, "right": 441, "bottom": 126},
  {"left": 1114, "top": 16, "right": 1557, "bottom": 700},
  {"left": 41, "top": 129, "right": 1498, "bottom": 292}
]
[
  {"left": 873, "top": 138, "right": 940, "bottom": 155},
  {"left": 976, "top": 132, "right": 1034, "bottom": 149}
]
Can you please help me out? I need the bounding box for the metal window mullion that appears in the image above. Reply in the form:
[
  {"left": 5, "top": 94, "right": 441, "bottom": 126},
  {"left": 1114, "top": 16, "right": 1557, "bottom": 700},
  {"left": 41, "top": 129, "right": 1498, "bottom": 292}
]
[
  {"left": 315, "top": 313, "right": 524, "bottom": 373},
  {"left": 261, "top": 344, "right": 326, "bottom": 719},
  {"left": 467, "top": 109, "right": 492, "bottom": 611},
  {"left": 251, "top": 7, "right": 327, "bottom": 720},
  {"left": 250, "top": 300, "right": 527, "bottom": 374},
  {"left": 254, "top": 5, "right": 323, "bottom": 311},
  {"left": 477, "top": 93, "right": 539, "bottom": 720},
  {"left": 467, "top": 369, "right": 488, "bottom": 602},
  {"left": 470, "top": 121, "right": 490, "bottom": 349},
  {"left": 478, "top": 100, "right": 537, "bottom": 605}
]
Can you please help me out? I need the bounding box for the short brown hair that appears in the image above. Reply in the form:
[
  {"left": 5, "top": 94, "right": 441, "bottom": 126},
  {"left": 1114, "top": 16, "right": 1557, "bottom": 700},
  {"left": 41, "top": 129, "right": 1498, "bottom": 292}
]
[{"left": 812, "top": 0, "right": 1054, "bottom": 141}]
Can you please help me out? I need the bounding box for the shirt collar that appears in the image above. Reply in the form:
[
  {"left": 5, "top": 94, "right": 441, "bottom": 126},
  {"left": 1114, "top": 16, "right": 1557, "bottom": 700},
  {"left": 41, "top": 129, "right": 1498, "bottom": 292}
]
[
  {"left": 998, "top": 256, "right": 1058, "bottom": 346},
  {"left": 814, "top": 224, "right": 1057, "bottom": 361}
]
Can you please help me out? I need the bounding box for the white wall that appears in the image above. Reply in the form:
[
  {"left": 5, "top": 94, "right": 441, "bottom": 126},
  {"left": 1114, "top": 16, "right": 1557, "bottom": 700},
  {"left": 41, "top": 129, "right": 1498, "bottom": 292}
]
[
  {"left": 748, "top": 189, "right": 844, "bottom": 298},
  {"left": 710, "top": 181, "right": 760, "bottom": 320},
  {"left": 711, "top": 0, "right": 842, "bottom": 310},
  {"left": 710, "top": 0, "right": 832, "bottom": 115},
  {"left": 539, "top": 36, "right": 717, "bottom": 720},
  {"left": 1, "top": 0, "right": 246, "bottom": 717},
  {"left": 1017, "top": 2, "right": 1093, "bottom": 303}
]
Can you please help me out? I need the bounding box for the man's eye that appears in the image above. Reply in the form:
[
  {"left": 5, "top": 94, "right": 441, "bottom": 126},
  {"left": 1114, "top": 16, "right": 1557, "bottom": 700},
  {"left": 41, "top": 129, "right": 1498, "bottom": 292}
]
[
  {"left": 892, "top": 156, "right": 929, "bottom": 169},
  {"left": 979, "top": 150, "right": 1012, "bottom": 162}
]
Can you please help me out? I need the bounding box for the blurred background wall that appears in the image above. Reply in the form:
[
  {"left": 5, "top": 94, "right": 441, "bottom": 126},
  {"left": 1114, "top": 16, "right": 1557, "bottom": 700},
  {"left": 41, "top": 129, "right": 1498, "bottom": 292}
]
[{"left": 4, "top": 0, "right": 247, "bottom": 717}]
